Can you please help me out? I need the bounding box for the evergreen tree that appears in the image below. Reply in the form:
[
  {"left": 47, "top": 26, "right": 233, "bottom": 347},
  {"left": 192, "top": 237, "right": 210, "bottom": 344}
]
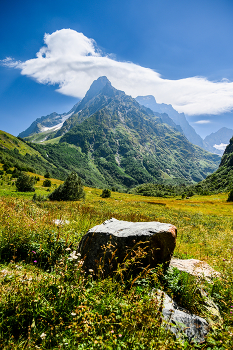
[
  {"left": 101, "top": 189, "right": 111, "bottom": 198},
  {"left": 44, "top": 171, "right": 51, "bottom": 179},
  {"left": 48, "top": 172, "right": 85, "bottom": 201},
  {"left": 227, "top": 189, "right": 233, "bottom": 202},
  {"left": 43, "top": 179, "right": 52, "bottom": 187},
  {"left": 15, "top": 173, "right": 35, "bottom": 192}
]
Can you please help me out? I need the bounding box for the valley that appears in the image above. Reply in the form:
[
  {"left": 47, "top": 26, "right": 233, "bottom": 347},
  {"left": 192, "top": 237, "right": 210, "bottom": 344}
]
[
  {"left": 0, "top": 77, "right": 233, "bottom": 348},
  {"left": 0, "top": 167, "right": 233, "bottom": 348}
]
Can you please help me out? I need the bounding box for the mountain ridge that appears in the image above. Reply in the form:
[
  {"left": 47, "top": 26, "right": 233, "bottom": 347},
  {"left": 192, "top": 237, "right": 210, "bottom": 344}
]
[{"left": 15, "top": 77, "right": 221, "bottom": 189}]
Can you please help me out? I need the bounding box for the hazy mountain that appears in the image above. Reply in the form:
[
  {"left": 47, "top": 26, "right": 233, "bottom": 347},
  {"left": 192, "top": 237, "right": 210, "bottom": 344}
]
[
  {"left": 196, "top": 134, "right": 233, "bottom": 193},
  {"left": 135, "top": 95, "right": 212, "bottom": 150},
  {"left": 204, "top": 127, "right": 233, "bottom": 155},
  {"left": 18, "top": 77, "right": 221, "bottom": 189}
]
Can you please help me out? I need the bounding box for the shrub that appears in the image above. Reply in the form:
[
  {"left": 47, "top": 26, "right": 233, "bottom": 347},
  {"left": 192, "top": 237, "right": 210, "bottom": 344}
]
[
  {"left": 44, "top": 171, "right": 51, "bottom": 179},
  {"left": 48, "top": 172, "right": 85, "bottom": 201},
  {"left": 15, "top": 173, "right": 35, "bottom": 192},
  {"left": 43, "top": 179, "right": 52, "bottom": 187},
  {"left": 227, "top": 189, "right": 233, "bottom": 202},
  {"left": 32, "top": 193, "right": 46, "bottom": 202},
  {"left": 101, "top": 188, "right": 111, "bottom": 198}
]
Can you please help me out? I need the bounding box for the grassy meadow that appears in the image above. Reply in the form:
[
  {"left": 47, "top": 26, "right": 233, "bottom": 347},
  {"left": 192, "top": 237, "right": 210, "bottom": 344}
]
[{"left": 0, "top": 169, "right": 233, "bottom": 349}]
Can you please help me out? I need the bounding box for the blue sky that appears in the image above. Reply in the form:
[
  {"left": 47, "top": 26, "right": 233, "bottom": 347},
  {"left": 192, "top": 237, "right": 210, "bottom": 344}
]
[{"left": 1, "top": 0, "right": 233, "bottom": 138}]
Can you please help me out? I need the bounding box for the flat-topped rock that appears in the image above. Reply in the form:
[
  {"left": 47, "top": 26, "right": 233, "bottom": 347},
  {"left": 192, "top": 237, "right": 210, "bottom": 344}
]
[{"left": 78, "top": 218, "right": 177, "bottom": 276}]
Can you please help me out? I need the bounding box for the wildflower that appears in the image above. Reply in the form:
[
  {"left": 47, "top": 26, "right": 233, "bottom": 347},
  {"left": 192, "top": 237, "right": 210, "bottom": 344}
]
[
  {"left": 111, "top": 330, "right": 114, "bottom": 333},
  {"left": 34, "top": 260, "right": 37, "bottom": 263},
  {"left": 71, "top": 312, "right": 76, "bottom": 316},
  {"left": 89, "top": 269, "right": 94, "bottom": 273},
  {"left": 40, "top": 332, "right": 46, "bottom": 339},
  {"left": 32, "top": 251, "right": 36, "bottom": 254},
  {"left": 68, "top": 251, "right": 79, "bottom": 260},
  {"left": 119, "top": 334, "right": 122, "bottom": 337},
  {"left": 223, "top": 259, "right": 225, "bottom": 261},
  {"left": 65, "top": 247, "right": 71, "bottom": 251}
]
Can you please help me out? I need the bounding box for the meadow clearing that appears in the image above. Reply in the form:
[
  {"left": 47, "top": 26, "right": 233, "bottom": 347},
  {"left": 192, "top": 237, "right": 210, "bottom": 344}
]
[{"left": 0, "top": 172, "right": 233, "bottom": 349}]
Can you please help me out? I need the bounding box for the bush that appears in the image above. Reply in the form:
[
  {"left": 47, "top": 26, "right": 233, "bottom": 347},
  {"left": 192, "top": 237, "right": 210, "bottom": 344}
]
[
  {"left": 15, "top": 173, "right": 35, "bottom": 192},
  {"left": 101, "top": 188, "right": 111, "bottom": 198},
  {"left": 32, "top": 193, "right": 46, "bottom": 202},
  {"left": 48, "top": 172, "right": 85, "bottom": 201},
  {"left": 227, "top": 189, "right": 233, "bottom": 202},
  {"left": 43, "top": 179, "right": 52, "bottom": 187},
  {"left": 44, "top": 171, "right": 51, "bottom": 179}
]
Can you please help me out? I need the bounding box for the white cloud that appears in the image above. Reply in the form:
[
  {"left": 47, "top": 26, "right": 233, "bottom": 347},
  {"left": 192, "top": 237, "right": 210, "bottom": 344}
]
[
  {"left": 2, "top": 28, "right": 233, "bottom": 116},
  {"left": 194, "top": 120, "right": 211, "bottom": 124},
  {"left": 1, "top": 57, "right": 22, "bottom": 68},
  {"left": 213, "top": 143, "right": 228, "bottom": 151}
]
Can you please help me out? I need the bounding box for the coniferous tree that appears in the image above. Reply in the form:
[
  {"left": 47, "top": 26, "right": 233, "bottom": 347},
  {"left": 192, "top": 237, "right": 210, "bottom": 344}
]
[
  {"left": 15, "top": 173, "right": 35, "bottom": 192},
  {"left": 43, "top": 179, "right": 52, "bottom": 187},
  {"left": 101, "top": 189, "right": 111, "bottom": 198},
  {"left": 227, "top": 189, "right": 233, "bottom": 202},
  {"left": 48, "top": 172, "right": 85, "bottom": 201}
]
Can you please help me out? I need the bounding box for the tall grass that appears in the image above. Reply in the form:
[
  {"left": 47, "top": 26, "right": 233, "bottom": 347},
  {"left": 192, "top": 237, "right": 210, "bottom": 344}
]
[{"left": 0, "top": 187, "right": 233, "bottom": 348}]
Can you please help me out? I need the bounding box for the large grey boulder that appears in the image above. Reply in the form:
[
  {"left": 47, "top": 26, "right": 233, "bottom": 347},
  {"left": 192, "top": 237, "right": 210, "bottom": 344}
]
[
  {"left": 152, "top": 290, "right": 209, "bottom": 343},
  {"left": 78, "top": 218, "right": 177, "bottom": 276}
]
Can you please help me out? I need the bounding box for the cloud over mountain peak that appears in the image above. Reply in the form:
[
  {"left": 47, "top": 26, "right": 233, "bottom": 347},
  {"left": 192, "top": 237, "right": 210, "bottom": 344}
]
[{"left": 2, "top": 28, "right": 233, "bottom": 116}]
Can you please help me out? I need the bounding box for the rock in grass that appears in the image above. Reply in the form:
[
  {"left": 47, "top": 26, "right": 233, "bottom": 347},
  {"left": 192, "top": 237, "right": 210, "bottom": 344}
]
[
  {"left": 152, "top": 290, "right": 209, "bottom": 343},
  {"left": 170, "top": 258, "right": 220, "bottom": 280},
  {"left": 169, "top": 259, "right": 222, "bottom": 325},
  {"left": 78, "top": 218, "right": 177, "bottom": 276}
]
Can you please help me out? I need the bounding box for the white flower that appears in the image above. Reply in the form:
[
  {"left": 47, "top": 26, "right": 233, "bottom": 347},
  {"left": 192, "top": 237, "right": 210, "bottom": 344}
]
[
  {"left": 65, "top": 247, "right": 71, "bottom": 251},
  {"left": 40, "top": 332, "right": 46, "bottom": 339},
  {"left": 89, "top": 269, "right": 94, "bottom": 273},
  {"left": 68, "top": 251, "right": 79, "bottom": 260},
  {"left": 71, "top": 312, "right": 76, "bottom": 316}
]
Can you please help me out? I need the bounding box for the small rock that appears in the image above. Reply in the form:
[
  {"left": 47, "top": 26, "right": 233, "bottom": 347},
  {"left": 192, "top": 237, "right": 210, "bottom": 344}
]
[
  {"left": 151, "top": 289, "right": 209, "bottom": 343},
  {"left": 170, "top": 258, "right": 220, "bottom": 280}
]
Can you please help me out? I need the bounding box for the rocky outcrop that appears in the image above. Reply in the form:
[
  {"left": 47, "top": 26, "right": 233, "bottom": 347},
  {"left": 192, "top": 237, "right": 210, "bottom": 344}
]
[
  {"left": 78, "top": 218, "right": 177, "bottom": 276},
  {"left": 151, "top": 289, "right": 209, "bottom": 343}
]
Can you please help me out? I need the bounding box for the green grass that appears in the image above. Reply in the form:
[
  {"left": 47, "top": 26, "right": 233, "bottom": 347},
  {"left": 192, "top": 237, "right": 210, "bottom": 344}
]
[{"left": 0, "top": 174, "right": 233, "bottom": 349}]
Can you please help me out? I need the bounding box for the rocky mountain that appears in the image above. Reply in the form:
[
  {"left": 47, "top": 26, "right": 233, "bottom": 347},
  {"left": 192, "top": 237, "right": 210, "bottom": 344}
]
[
  {"left": 18, "top": 77, "right": 221, "bottom": 189},
  {"left": 18, "top": 76, "right": 111, "bottom": 143},
  {"left": 204, "top": 127, "right": 233, "bottom": 155},
  {"left": 195, "top": 134, "right": 233, "bottom": 193},
  {"left": 135, "top": 95, "right": 216, "bottom": 153}
]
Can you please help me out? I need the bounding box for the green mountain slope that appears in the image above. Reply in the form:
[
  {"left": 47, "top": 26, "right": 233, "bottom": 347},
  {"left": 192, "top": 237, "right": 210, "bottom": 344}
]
[
  {"left": 58, "top": 79, "right": 220, "bottom": 187},
  {"left": 197, "top": 136, "right": 233, "bottom": 192},
  {"left": 0, "top": 131, "right": 67, "bottom": 179},
  {"left": 14, "top": 77, "right": 221, "bottom": 190}
]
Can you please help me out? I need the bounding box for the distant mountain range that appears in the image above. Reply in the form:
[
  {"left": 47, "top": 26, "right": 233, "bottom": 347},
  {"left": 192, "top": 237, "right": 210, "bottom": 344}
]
[
  {"left": 19, "top": 78, "right": 233, "bottom": 157},
  {"left": 135, "top": 96, "right": 233, "bottom": 156},
  {"left": 197, "top": 133, "right": 233, "bottom": 193},
  {"left": 204, "top": 127, "right": 233, "bottom": 153},
  {"left": 15, "top": 76, "right": 221, "bottom": 189}
]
